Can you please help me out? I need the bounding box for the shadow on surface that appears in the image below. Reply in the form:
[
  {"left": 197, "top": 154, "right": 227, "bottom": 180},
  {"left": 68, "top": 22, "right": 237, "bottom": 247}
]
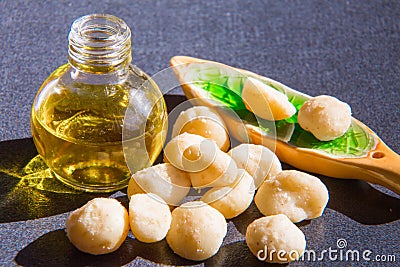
[
  {"left": 15, "top": 229, "right": 279, "bottom": 267},
  {"left": 0, "top": 138, "right": 111, "bottom": 223},
  {"left": 15, "top": 229, "right": 197, "bottom": 267},
  {"left": 322, "top": 176, "right": 400, "bottom": 225},
  {"left": 229, "top": 202, "right": 263, "bottom": 236}
]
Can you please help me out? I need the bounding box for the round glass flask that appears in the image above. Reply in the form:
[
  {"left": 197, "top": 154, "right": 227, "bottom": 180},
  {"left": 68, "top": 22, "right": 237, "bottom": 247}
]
[{"left": 31, "top": 14, "right": 167, "bottom": 192}]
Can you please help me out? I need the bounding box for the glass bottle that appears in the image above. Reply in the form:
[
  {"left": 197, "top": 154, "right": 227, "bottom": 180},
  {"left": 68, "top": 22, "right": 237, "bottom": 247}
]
[{"left": 31, "top": 14, "right": 167, "bottom": 192}]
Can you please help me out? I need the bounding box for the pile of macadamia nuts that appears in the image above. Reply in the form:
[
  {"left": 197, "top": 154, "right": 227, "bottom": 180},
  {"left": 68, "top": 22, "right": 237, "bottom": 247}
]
[{"left": 66, "top": 102, "right": 331, "bottom": 264}]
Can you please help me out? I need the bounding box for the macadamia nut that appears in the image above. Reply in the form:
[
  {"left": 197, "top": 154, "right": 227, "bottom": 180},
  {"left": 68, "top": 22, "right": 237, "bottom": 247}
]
[
  {"left": 163, "top": 132, "right": 209, "bottom": 170},
  {"left": 172, "top": 106, "right": 230, "bottom": 151},
  {"left": 246, "top": 214, "right": 306, "bottom": 263},
  {"left": 255, "top": 170, "right": 329, "bottom": 222},
  {"left": 166, "top": 201, "right": 227, "bottom": 261},
  {"left": 201, "top": 169, "right": 255, "bottom": 219},
  {"left": 298, "top": 95, "right": 352, "bottom": 141},
  {"left": 186, "top": 142, "right": 238, "bottom": 188},
  {"left": 127, "top": 163, "right": 190, "bottom": 206},
  {"left": 228, "top": 144, "right": 282, "bottom": 188},
  {"left": 66, "top": 198, "right": 130, "bottom": 255},
  {"left": 129, "top": 193, "right": 172, "bottom": 243},
  {"left": 242, "top": 77, "right": 296, "bottom": 121},
  {"left": 164, "top": 133, "right": 238, "bottom": 188}
]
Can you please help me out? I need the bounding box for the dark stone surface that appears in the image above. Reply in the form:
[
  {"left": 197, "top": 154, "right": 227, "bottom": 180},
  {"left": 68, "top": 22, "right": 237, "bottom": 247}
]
[{"left": 0, "top": 1, "right": 399, "bottom": 266}]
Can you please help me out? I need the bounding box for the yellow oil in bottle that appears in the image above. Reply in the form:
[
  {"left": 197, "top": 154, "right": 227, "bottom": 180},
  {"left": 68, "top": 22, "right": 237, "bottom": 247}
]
[
  {"left": 31, "top": 14, "right": 167, "bottom": 192},
  {"left": 31, "top": 65, "right": 166, "bottom": 192}
]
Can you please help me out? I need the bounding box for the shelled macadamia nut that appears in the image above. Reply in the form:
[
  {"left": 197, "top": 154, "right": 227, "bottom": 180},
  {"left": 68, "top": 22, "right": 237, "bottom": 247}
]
[
  {"left": 164, "top": 133, "right": 238, "bottom": 188},
  {"left": 166, "top": 201, "right": 227, "bottom": 261},
  {"left": 66, "top": 198, "right": 130, "bottom": 255},
  {"left": 201, "top": 169, "right": 255, "bottom": 219},
  {"left": 163, "top": 132, "right": 209, "bottom": 170},
  {"left": 298, "top": 95, "right": 352, "bottom": 141},
  {"left": 127, "top": 163, "right": 190, "bottom": 206},
  {"left": 246, "top": 214, "right": 306, "bottom": 263},
  {"left": 185, "top": 142, "right": 238, "bottom": 188},
  {"left": 129, "top": 193, "right": 172, "bottom": 243},
  {"left": 172, "top": 106, "right": 230, "bottom": 151},
  {"left": 242, "top": 77, "right": 296, "bottom": 121},
  {"left": 228, "top": 144, "right": 282, "bottom": 188},
  {"left": 255, "top": 170, "right": 329, "bottom": 222}
]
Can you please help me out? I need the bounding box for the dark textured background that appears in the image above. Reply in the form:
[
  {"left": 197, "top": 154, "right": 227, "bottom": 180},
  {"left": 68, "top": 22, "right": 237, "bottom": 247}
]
[{"left": 0, "top": 0, "right": 399, "bottom": 266}]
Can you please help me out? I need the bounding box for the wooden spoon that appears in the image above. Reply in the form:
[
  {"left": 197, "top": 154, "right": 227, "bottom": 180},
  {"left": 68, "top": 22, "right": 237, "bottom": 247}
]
[{"left": 170, "top": 56, "right": 400, "bottom": 195}]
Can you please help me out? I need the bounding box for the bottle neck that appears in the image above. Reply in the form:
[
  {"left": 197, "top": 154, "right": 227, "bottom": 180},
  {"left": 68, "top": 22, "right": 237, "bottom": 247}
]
[{"left": 68, "top": 14, "right": 132, "bottom": 74}]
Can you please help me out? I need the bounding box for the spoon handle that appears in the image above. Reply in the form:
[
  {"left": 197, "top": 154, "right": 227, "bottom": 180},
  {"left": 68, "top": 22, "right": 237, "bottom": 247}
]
[{"left": 342, "top": 133, "right": 400, "bottom": 195}]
